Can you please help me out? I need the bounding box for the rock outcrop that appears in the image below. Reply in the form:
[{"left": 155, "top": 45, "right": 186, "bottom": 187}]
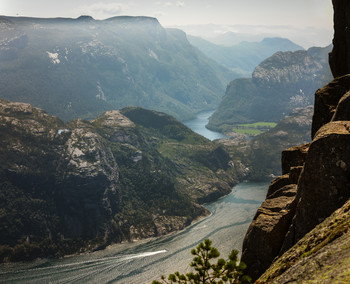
[
  {"left": 241, "top": 184, "right": 298, "bottom": 277},
  {"left": 240, "top": 150, "right": 304, "bottom": 279},
  {"left": 259, "top": 199, "right": 350, "bottom": 283},
  {"left": 241, "top": 1, "right": 350, "bottom": 280},
  {"left": 311, "top": 74, "right": 350, "bottom": 138}
]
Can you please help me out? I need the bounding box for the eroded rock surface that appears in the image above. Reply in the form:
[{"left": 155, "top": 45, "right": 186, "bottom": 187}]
[
  {"left": 241, "top": 184, "right": 298, "bottom": 280},
  {"left": 284, "top": 121, "right": 350, "bottom": 247},
  {"left": 311, "top": 74, "right": 350, "bottom": 138},
  {"left": 259, "top": 199, "right": 350, "bottom": 283},
  {"left": 281, "top": 143, "right": 309, "bottom": 175}
]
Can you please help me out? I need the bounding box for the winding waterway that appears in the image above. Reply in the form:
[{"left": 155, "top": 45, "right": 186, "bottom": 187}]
[
  {"left": 0, "top": 182, "right": 268, "bottom": 284},
  {"left": 184, "top": 110, "right": 227, "bottom": 141},
  {"left": 0, "top": 111, "right": 268, "bottom": 284}
]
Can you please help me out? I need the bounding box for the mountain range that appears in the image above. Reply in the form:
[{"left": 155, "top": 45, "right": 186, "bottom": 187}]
[
  {"left": 0, "top": 15, "right": 238, "bottom": 122},
  {"left": 0, "top": 99, "right": 237, "bottom": 261},
  {"left": 188, "top": 36, "right": 303, "bottom": 76},
  {"left": 173, "top": 24, "right": 333, "bottom": 49}
]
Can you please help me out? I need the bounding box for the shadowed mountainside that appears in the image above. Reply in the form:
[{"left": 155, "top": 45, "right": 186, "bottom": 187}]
[{"left": 0, "top": 100, "right": 237, "bottom": 262}]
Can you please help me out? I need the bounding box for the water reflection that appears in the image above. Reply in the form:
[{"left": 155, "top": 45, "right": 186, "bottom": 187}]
[{"left": 184, "top": 110, "right": 227, "bottom": 141}]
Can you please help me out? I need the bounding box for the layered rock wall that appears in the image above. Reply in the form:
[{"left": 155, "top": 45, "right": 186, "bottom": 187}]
[{"left": 241, "top": 74, "right": 350, "bottom": 281}]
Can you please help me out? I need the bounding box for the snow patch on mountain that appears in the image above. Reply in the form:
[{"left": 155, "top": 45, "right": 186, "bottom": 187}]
[{"left": 46, "top": 51, "right": 60, "bottom": 64}]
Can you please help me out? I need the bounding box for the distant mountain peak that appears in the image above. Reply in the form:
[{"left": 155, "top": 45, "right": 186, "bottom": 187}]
[
  {"left": 105, "top": 15, "right": 160, "bottom": 24},
  {"left": 76, "top": 15, "right": 94, "bottom": 21}
]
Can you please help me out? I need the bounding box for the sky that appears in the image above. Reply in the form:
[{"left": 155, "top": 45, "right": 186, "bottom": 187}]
[{"left": 2, "top": 0, "right": 333, "bottom": 47}]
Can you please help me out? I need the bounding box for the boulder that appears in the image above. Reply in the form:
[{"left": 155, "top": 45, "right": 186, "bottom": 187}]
[
  {"left": 286, "top": 121, "right": 350, "bottom": 245},
  {"left": 266, "top": 174, "right": 290, "bottom": 197},
  {"left": 311, "top": 75, "right": 350, "bottom": 138},
  {"left": 332, "top": 91, "right": 350, "bottom": 121},
  {"left": 281, "top": 143, "right": 309, "bottom": 175}
]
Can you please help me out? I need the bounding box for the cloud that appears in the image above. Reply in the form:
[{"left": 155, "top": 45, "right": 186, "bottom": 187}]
[
  {"left": 78, "top": 2, "right": 126, "bottom": 17},
  {"left": 154, "top": 1, "right": 184, "bottom": 8},
  {"left": 176, "top": 1, "right": 185, "bottom": 7},
  {"left": 155, "top": 1, "right": 173, "bottom": 7}
]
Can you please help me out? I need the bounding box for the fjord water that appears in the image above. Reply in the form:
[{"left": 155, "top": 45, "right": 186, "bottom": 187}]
[
  {"left": 0, "top": 182, "right": 268, "bottom": 284},
  {"left": 184, "top": 110, "right": 227, "bottom": 141}
]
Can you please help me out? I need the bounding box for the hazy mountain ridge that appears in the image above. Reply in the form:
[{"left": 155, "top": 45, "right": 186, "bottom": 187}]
[
  {"left": 0, "top": 99, "right": 236, "bottom": 262},
  {"left": 0, "top": 15, "right": 237, "bottom": 122},
  {"left": 207, "top": 45, "right": 332, "bottom": 133},
  {"left": 188, "top": 35, "right": 303, "bottom": 76},
  {"left": 173, "top": 23, "right": 333, "bottom": 49}
]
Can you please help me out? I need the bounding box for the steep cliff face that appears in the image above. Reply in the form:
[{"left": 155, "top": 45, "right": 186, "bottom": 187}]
[
  {"left": 241, "top": 74, "right": 350, "bottom": 281},
  {"left": 0, "top": 99, "right": 236, "bottom": 262},
  {"left": 311, "top": 75, "right": 350, "bottom": 138},
  {"left": 241, "top": 1, "right": 350, "bottom": 281},
  {"left": 252, "top": 50, "right": 323, "bottom": 87},
  {"left": 329, "top": 0, "right": 350, "bottom": 77}
]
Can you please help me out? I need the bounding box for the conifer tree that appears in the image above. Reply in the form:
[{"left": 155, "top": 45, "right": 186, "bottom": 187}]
[{"left": 152, "top": 239, "right": 251, "bottom": 284}]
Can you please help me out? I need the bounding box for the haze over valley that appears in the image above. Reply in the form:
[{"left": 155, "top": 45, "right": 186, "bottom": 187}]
[{"left": 2, "top": 1, "right": 349, "bottom": 284}]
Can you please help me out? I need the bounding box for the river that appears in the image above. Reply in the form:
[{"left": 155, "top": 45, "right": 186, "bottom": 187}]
[
  {"left": 0, "top": 182, "right": 268, "bottom": 284},
  {"left": 184, "top": 110, "right": 227, "bottom": 141},
  {"left": 0, "top": 112, "right": 268, "bottom": 284}
]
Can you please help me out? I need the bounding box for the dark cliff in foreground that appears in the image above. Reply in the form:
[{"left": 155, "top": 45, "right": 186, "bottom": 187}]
[
  {"left": 241, "top": 0, "right": 350, "bottom": 282},
  {"left": 0, "top": 100, "right": 236, "bottom": 262}
]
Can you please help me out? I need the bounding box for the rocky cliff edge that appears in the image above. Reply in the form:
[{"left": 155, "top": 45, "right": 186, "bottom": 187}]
[{"left": 241, "top": 0, "right": 350, "bottom": 281}]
